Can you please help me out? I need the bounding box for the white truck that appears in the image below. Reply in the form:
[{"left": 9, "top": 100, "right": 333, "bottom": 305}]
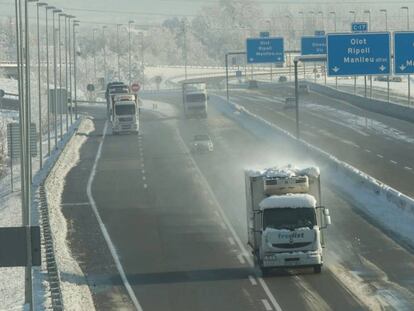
[
  {"left": 182, "top": 82, "right": 208, "bottom": 118},
  {"left": 111, "top": 94, "right": 139, "bottom": 135},
  {"left": 245, "top": 165, "right": 331, "bottom": 275}
]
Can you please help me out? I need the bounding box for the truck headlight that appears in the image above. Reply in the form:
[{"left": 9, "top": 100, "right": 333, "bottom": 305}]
[{"left": 307, "top": 251, "right": 320, "bottom": 258}]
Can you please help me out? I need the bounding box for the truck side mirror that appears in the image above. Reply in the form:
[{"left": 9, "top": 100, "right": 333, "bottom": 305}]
[{"left": 323, "top": 209, "right": 331, "bottom": 226}]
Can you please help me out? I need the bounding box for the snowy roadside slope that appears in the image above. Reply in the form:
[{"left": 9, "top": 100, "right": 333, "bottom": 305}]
[{"left": 44, "top": 118, "right": 95, "bottom": 310}]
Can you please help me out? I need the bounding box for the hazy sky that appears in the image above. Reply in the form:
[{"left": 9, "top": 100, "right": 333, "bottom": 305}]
[{"left": 1, "top": 0, "right": 414, "bottom": 26}]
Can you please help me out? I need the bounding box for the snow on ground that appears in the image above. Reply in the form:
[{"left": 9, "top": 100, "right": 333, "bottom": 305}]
[
  {"left": 0, "top": 76, "right": 18, "bottom": 95},
  {"left": 304, "top": 102, "right": 414, "bottom": 144},
  {"left": 44, "top": 117, "right": 95, "bottom": 310},
  {"left": 0, "top": 114, "right": 89, "bottom": 310}
]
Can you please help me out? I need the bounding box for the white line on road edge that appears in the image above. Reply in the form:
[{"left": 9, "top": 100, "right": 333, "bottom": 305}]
[
  {"left": 86, "top": 121, "right": 143, "bottom": 311},
  {"left": 404, "top": 166, "right": 413, "bottom": 171},
  {"left": 174, "top": 129, "right": 282, "bottom": 311},
  {"left": 262, "top": 299, "right": 273, "bottom": 311},
  {"left": 248, "top": 275, "right": 258, "bottom": 286},
  {"left": 376, "top": 154, "right": 384, "bottom": 159},
  {"left": 228, "top": 237, "right": 236, "bottom": 246},
  {"left": 237, "top": 254, "right": 246, "bottom": 264}
]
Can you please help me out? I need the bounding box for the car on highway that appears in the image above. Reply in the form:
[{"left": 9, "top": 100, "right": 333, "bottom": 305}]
[
  {"left": 247, "top": 80, "right": 259, "bottom": 89},
  {"left": 283, "top": 97, "right": 296, "bottom": 109},
  {"left": 298, "top": 84, "right": 309, "bottom": 94},
  {"left": 278, "top": 76, "right": 287, "bottom": 83},
  {"left": 191, "top": 134, "right": 214, "bottom": 153}
]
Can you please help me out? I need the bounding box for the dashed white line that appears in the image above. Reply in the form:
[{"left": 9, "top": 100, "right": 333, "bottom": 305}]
[
  {"left": 262, "top": 299, "right": 273, "bottom": 311},
  {"left": 376, "top": 154, "right": 384, "bottom": 159},
  {"left": 364, "top": 149, "right": 371, "bottom": 153},
  {"left": 142, "top": 176, "right": 146, "bottom": 181},
  {"left": 404, "top": 166, "right": 413, "bottom": 171},
  {"left": 141, "top": 163, "right": 145, "bottom": 168},
  {"left": 143, "top": 183, "right": 148, "bottom": 189},
  {"left": 141, "top": 169, "right": 145, "bottom": 174},
  {"left": 228, "top": 237, "right": 236, "bottom": 246},
  {"left": 237, "top": 253, "right": 246, "bottom": 264},
  {"left": 214, "top": 211, "right": 220, "bottom": 218},
  {"left": 248, "top": 275, "right": 258, "bottom": 286},
  {"left": 220, "top": 222, "right": 227, "bottom": 230},
  {"left": 390, "top": 160, "right": 398, "bottom": 165}
]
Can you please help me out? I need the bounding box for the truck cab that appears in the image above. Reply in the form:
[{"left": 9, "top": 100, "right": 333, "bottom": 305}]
[
  {"left": 245, "top": 166, "right": 331, "bottom": 275},
  {"left": 182, "top": 82, "right": 208, "bottom": 118},
  {"left": 112, "top": 94, "right": 139, "bottom": 134}
]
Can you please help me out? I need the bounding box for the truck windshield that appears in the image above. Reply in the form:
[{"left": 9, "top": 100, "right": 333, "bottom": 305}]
[
  {"left": 263, "top": 208, "right": 316, "bottom": 230},
  {"left": 115, "top": 104, "right": 135, "bottom": 116},
  {"left": 186, "top": 94, "right": 206, "bottom": 102}
]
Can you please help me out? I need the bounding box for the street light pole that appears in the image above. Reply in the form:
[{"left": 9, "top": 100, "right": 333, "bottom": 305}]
[
  {"left": 350, "top": 10, "right": 357, "bottom": 94},
  {"left": 364, "top": 9, "right": 372, "bottom": 98},
  {"left": 92, "top": 28, "right": 97, "bottom": 83},
  {"left": 380, "top": 9, "right": 390, "bottom": 103},
  {"left": 329, "top": 11, "right": 338, "bottom": 89},
  {"left": 117, "top": 23, "right": 121, "bottom": 80},
  {"left": 45, "top": 5, "right": 54, "bottom": 154},
  {"left": 58, "top": 13, "right": 65, "bottom": 140},
  {"left": 140, "top": 32, "right": 145, "bottom": 89},
  {"left": 128, "top": 20, "right": 134, "bottom": 86},
  {"left": 182, "top": 20, "right": 188, "bottom": 80},
  {"left": 401, "top": 6, "right": 410, "bottom": 105},
  {"left": 52, "top": 9, "right": 61, "bottom": 148},
  {"left": 66, "top": 15, "right": 74, "bottom": 125},
  {"left": 37, "top": 2, "right": 47, "bottom": 169},
  {"left": 103, "top": 26, "right": 107, "bottom": 85},
  {"left": 64, "top": 15, "right": 69, "bottom": 132},
  {"left": 73, "top": 21, "right": 79, "bottom": 119}
]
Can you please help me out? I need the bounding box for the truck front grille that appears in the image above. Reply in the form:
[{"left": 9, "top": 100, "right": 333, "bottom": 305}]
[{"left": 272, "top": 242, "right": 312, "bottom": 249}]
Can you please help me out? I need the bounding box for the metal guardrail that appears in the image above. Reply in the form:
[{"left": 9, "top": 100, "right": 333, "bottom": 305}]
[{"left": 38, "top": 185, "right": 64, "bottom": 311}]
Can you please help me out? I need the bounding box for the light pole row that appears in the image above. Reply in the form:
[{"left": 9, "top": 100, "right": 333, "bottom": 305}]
[{"left": 13, "top": 1, "right": 80, "bottom": 309}]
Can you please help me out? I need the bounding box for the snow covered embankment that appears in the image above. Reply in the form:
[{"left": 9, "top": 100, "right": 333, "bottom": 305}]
[
  {"left": 214, "top": 95, "right": 414, "bottom": 248},
  {"left": 44, "top": 118, "right": 95, "bottom": 310}
]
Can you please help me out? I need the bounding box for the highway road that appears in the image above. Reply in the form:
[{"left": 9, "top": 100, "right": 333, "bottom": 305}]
[
  {"left": 226, "top": 83, "right": 414, "bottom": 198},
  {"left": 55, "top": 91, "right": 414, "bottom": 310}
]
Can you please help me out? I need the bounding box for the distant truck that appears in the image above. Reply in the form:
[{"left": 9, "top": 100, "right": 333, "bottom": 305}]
[
  {"left": 111, "top": 94, "right": 139, "bottom": 134},
  {"left": 182, "top": 82, "right": 208, "bottom": 118},
  {"left": 245, "top": 165, "right": 331, "bottom": 275},
  {"left": 106, "top": 82, "right": 130, "bottom": 119}
]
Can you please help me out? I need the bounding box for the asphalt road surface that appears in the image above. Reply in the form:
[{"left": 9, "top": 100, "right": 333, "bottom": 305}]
[{"left": 55, "top": 91, "right": 414, "bottom": 310}]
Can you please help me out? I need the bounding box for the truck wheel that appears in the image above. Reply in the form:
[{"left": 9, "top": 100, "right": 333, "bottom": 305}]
[{"left": 313, "top": 265, "right": 322, "bottom": 274}]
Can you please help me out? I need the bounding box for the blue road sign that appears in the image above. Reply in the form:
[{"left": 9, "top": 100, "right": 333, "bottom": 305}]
[
  {"left": 301, "top": 36, "right": 327, "bottom": 55},
  {"left": 315, "top": 30, "right": 325, "bottom": 36},
  {"left": 352, "top": 22, "right": 368, "bottom": 33},
  {"left": 327, "top": 32, "right": 390, "bottom": 76},
  {"left": 246, "top": 37, "right": 284, "bottom": 64},
  {"left": 260, "top": 31, "right": 270, "bottom": 38},
  {"left": 394, "top": 32, "right": 414, "bottom": 75}
]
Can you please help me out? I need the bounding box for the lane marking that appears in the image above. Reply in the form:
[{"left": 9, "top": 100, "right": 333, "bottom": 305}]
[
  {"left": 404, "top": 166, "right": 413, "bottom": 171},
  {"left": 248, "top": 275, "right": 258, "bottom": 286},
  {"left": 142, "top": 176, "right": 146, "bottom": 181},
  {"left": 376, "top": 154, "right": 384, "bottom": 159},
  {"left": 390, "top": 160, "right": 398, "bottom": 165},
  {"left": 141, "top": 169, "right": 145, "bottom": 174},
  {"left": 144, "top": 183, "right": 148, "bottom": 189},
  {"left": 214, "top": 211, "right": 220, "bottom": 218},
  {"left": 262, "top": 299, "right": 273, "bottom": 311},
  {"left": 220, "top": 222, "right": 227, "bottom": 230},
  {"left": 86, "top": 121, "right": 143, "bottom": 311},
  {"left": 228, "top": 237, "right": 236, "bottom": 246},
  {"left": 174, "top": 129, "right": 283, "bottom": 311},
  {"left": 141, "top": 163, "right": 145, "bottom": 168},
  {"left": 60, "top": 202, "right": 90, "bottom": 207},
  {"left": 237, "top": 253, "right": 246, "bottom": 264},
  {"left": 364, "top": 149, "right": 371, "bottom": 153}
]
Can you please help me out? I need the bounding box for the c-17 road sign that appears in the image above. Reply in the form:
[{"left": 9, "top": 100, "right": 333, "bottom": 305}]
[{"left": 327, "top": 32, "right": 390, "bottom": 77}]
